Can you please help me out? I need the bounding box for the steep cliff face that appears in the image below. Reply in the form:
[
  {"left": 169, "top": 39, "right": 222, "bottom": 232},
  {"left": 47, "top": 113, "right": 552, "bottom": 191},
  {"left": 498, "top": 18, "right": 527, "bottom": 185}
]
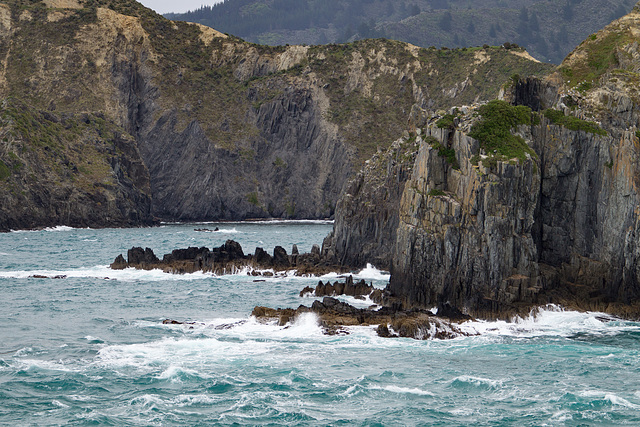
[
  {"left": 0, "top": 0, "right": 553, "bottom": 228},
  {"left": 532, "top": 122, "right": 640, "bottom": 314},
  {"left": 330, "top": 101, "right": 640, "bottom": 318},
  {"left": 322, "top": 134, "right": 419, "bottom": 269},
  {"left": 387, "top": 117, "right": 541, "bottom": 317},
  {"left": 0, "top": 100, "right": 152, "bottom": 231},
  {"left": 326, "top": 5, "right": 640, "bottom": 318}
]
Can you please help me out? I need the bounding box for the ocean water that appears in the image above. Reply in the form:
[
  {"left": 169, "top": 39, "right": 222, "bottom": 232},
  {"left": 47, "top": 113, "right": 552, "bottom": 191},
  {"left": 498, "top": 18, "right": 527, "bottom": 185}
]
[{"left": 1, "top": 222, "right": 639, "bottom": 426}]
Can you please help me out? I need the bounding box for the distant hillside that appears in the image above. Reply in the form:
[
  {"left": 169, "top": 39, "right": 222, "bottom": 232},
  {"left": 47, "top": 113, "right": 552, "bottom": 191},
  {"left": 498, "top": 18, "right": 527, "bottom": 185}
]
[{"left": 167, "top": 0, "right": 636, "bottom": 64}]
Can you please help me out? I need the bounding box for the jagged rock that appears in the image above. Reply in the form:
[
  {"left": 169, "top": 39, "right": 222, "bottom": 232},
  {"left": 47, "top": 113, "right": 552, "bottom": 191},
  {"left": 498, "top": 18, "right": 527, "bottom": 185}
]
[
  {"left": 327, "top": 96, "right": 640, "bottom": 319},
  {"left": 253, "top": 298, "right": 473, "bottom": 340},
  {"left": 111, "top": 240, "right": 349, "bottom": 276},
  {"left": 110, "top": 254, "right": 127, "bottom": 270},
  {"left": 273, "top": 246, "right": 290, "bottom": 267},
  {"left": 128, "top": 247, "right": 160, "bottom": 265},
  {"left": 291, "top": 244, "right": 299, "bottom": 255},
  {"left": 254, "top": 247, "right": 273, "bottom": 265},
  {"left": 299, "top": 286, "right": 314, "bottom": 297}
]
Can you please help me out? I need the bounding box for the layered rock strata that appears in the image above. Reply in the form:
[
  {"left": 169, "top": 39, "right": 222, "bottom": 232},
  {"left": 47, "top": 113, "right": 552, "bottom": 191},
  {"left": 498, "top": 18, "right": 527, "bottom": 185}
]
[{"left": 328, "top": 101, "right": 640, "bottom": 319}]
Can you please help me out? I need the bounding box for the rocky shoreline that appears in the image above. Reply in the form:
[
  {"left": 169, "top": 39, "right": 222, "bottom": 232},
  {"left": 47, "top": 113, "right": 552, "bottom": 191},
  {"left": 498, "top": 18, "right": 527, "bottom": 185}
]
[
  {"left": 110, "top": 239, "right": 351, "bottom": 276},
  {"left": 113, "top": 241, "right": 478, "bottom": 340}
]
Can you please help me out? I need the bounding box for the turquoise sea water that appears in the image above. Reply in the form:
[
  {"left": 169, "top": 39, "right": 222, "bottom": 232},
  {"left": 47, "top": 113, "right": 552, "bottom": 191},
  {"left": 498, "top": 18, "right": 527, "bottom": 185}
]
[{"left": 1, "top": 222, "right": 640, "bottom": 425}]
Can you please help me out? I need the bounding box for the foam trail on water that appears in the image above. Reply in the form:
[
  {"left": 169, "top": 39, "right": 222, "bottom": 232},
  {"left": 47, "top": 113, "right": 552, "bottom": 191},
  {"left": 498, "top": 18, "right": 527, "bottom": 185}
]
[
  {"left": 10, "top": 225, "right": 79, "bottom": 233},
  {"left": 0, "top": 266, "right": 215, "bottom": 282},
  {"left": 457, "top": 305, "right": 640, "bottom": 338},
  {"left": 369, "top": 385, "right": 434, "bottom": 396}
]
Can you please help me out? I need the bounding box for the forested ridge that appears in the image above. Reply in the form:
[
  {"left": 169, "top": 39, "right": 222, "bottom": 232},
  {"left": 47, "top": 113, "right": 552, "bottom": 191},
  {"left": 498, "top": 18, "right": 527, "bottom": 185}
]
[{"left": 169, "top": 0, "right": 636, "bottom": 63}]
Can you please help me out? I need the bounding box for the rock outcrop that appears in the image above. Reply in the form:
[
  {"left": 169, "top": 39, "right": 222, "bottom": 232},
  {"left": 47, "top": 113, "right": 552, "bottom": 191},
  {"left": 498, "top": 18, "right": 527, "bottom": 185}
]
[
  {"left": 110, "top": 239, "right": 349, "bottom": 275},
  {"left": 252, "top": 297, "right": 473, "bottom": 340},
  {"left": 328, "top": 95, "right": 640, "bottom": 319}
]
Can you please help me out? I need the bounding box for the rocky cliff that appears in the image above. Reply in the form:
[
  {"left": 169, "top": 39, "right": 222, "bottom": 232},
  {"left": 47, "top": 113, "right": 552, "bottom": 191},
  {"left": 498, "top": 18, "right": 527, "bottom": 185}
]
[
  {"left": 0, "top": 99, "right": 152, "bottom": 231},
  {"left": 325, "top": 6, "right": 640, "bottom": 319},
  {"left": 329, "top": 100, "right": 640, "bottom": 318},
  {"left": 0, "top": 0, "right": 552, "bottom": 229}
]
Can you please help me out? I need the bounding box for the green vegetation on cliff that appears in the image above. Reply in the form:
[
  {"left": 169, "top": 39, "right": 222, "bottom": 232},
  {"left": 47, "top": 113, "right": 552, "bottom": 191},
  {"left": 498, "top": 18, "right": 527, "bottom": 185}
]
[
  {"left": 543, "top": 109, "right": 607, "bottom": 135},
  {"left": 469, "top": 100, "right": 536, "bottom": 163}
]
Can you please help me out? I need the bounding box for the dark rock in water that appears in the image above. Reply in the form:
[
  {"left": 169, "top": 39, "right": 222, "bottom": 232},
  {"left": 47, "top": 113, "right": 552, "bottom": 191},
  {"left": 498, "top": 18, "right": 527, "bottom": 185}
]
[
  {"left": 254, "top": 247, "right": 273, "bottom": 265},
  {"left": 299, "top": 286, "right": 314, "bottom": 297},
  {"left": 376, "top": 324, "right": 393, "bottom": 338},
  {"left": 311, "top": 276, "right": 376, "bottom": 299},
  {"left": 110, "top": 254, "right": 127, "bottom": 270},
  {"left": 291, "top": 244, "right": 299, "bottom": 255},
  {"left": 437, "top": 303, "right": 472, "bottom": 321},
  {"left": 112, "top": 239, "right": 350, "bottom": 276},
  {"left": 128, "top": 247, "right": 159, "bottom": 265},
  {"left": 223, "top": 240, "right": 245, "bottom": 260},
  {"left": 311, "top": 244, "right": 321, "bottom": 257},
  {"left": 273, "top": 246, "right": 290, "bottom": 267},
  {"left": 30, "top": 274, "right": 67, "bottom": 279},
  {"left": 163, "top": 246, "right": 209, "bottom": 263},
  {"left": 253, "top": 298, "right": 474, "bottom": 340},
  {"left": 162, "top": 319, "right": 197, "bottom": 325}
]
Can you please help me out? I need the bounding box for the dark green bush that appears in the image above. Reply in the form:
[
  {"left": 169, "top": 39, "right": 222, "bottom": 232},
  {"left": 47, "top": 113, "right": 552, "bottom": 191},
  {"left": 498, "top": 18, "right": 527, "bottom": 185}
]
[{"left": 468, "top": 100, "right": 536, "bottom": 162}]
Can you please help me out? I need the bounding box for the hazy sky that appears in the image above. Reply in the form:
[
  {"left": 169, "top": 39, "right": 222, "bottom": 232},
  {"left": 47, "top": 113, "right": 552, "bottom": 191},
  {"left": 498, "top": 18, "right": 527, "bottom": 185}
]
[{"left": 138, "top": 0, "right": 223, "bottom": 14}]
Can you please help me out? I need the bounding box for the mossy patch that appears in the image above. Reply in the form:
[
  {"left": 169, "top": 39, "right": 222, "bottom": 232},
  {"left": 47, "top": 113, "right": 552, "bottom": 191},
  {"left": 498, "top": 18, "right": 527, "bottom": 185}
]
[
  {"left": 0, "top": 160, "right": 10, "bottom": 180},
  {"left": 543, "top": 109, "right": 607, "bottom": 136},
  {"left": 425, "top": 136, "right": 459, "bottom": 170},
  {"left": 560, "top": 30, "right": 629, "bottom": 90}
]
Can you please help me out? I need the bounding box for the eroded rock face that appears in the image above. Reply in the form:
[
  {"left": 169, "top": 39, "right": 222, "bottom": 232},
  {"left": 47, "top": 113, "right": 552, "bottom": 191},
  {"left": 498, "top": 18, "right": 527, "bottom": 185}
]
[
  {"left": 322, "top": 136, "right": 420, "bottom": 269},
  {"left": 389, "top": 125, "right": 541, "bottom": 318},
  {"left": 0, "top": 2, "right": 552, "bottom": 229},
  {"left": 329, "top": 101, "right": 640, "bottom": 319}
]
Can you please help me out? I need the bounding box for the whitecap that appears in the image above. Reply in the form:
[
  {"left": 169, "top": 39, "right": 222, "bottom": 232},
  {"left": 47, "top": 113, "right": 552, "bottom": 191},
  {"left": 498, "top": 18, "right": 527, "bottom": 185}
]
[
  {"left": 52, "top": 400, "right": 69, "bottom": 408},
  {"left": 353, "top": 263, "right": 391, "bottom": 281},
  {"left": 370, "top": 385, "right": 434, "bottom": 396},
  {"left": 580, "top": 390, "right": 640, "bottom": 409},
  {"left": 450, "top": 375, "right": 502, "bottom": 389},
  {"left": 456, "top": 305, "right": 640, "bottom": 338},
  {"left": 216, "top": 228, "right": 239, "bottom": 234},
  {"left": 157, "top": 365, "right": 200, "bottom": 382}
]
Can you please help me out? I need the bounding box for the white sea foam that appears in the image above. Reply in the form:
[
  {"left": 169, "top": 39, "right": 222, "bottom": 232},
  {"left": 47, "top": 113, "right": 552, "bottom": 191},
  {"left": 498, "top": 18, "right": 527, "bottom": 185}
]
[
  {"left": 579, "top": 390, "right": 640, "bottom": 409},
  {"left": 52, "top": 400, "right": 70, "bottom": 408},
  {"left": 158, "top": 365, "right": 200, "bottom": 382},
  {"left": 451, "top": 375, "right": 502, "bottom": 389},
  {"left": 0, "top": 266, "right": 215, "bottom": 282},
  {"left": 370, "top": 385, "right": 434, "bottom": 396},
  {"left": 354, "top": 263, "right": 391, "bottom": 281},
  {"left": 456, "top": 305, "right": 639, "bottom": 338},
  {"left": 11, "top": 225, "right": 79, "bottom": 233}
]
